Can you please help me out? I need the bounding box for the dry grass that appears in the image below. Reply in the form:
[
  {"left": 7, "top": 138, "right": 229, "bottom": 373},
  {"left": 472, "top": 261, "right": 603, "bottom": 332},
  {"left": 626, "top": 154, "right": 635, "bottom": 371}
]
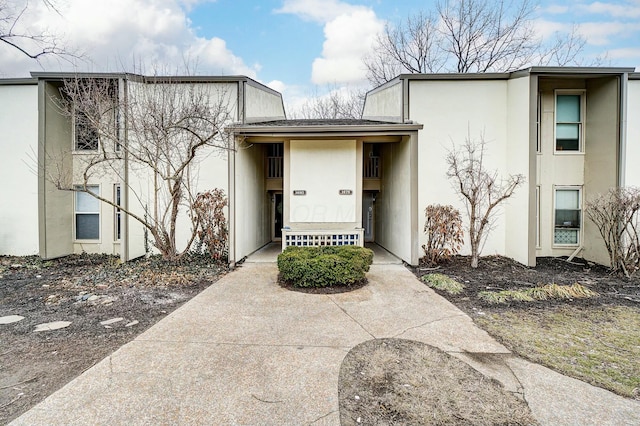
[
  {"left": 421, "top": 273, "right": 465, "bottom": 295},
  {"left": 476, "top": 305, "right": 640, "bottom": 399},
  {"left": 339, "top": 338, "right": 537, "bottom": 425},
  {"left": 478, "top": 283, "right": 598, "bottom": 304}
]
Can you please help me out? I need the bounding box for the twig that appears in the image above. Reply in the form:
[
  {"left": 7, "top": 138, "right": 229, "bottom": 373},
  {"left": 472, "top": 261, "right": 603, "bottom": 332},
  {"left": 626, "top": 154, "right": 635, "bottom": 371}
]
[
  {"left": 0, "top": 377, "right": 38, "bottom": 390},
  {"left": 251, "top": 394, "right": 283, "bottom": 404},
  {"left": 0, "top": 394, "right": 23, "bottom": 409}
]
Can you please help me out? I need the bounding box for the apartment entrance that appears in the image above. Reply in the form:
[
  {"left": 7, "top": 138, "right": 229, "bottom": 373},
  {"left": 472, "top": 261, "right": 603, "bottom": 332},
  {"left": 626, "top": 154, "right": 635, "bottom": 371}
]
[
  {"left": 362, "top": 191, "right": 375, "bottom": 242},
  {"left": 272, "top": 192, "right": 283, "bottom": 241}
]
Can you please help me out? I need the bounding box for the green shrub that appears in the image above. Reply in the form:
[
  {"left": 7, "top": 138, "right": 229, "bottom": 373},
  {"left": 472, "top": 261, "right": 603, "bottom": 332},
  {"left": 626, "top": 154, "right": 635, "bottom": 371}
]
[{"left": 277, "top": 245, "right": 374, "bottom": 288}]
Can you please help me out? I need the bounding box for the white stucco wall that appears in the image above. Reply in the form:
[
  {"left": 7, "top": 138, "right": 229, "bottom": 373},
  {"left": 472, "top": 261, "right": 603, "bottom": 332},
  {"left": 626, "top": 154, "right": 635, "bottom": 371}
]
[
  {"left": 375, "top": 138, "right": 415, "bottom": 263},
  {"left": 245, "top": 82, "right": 286, "bottom": 122},
  {"left": 411, "top": 79, "right": 511, "bottom": 259},
  {"left": 0, "top": 83, "right": 39, "bottom": 255},
  {"left": 288, "top": 140, "right": 358, "bottom": 226},
  {"left": 625, "top": 79, "right": 640, "bottom": 188},
  {"left": 505, "top": 76, "right": 533, "bottom": 265},
  {"left": 362, "top": 81, "right": 403, "bottom": 122},
  {"left": 233, "top": 142, "right": 269, "bottom": 260}
]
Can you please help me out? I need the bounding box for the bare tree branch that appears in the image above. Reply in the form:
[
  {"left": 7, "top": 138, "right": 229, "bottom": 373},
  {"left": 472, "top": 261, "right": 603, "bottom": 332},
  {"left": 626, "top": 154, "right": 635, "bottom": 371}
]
[
  {"left": 48, "top": 74, "right": 234, "bottom": 260},
  {"left": 294, "top": 85, "right": 366, "bottom": 119},
  {"left": 446, "top": 130, "right": 525, "bottom": 268},
  {"left": 1, "top": 0, "right": 80, "bottom": 65},
  {"left": 365, "top": 0, "right": 597, "bottom": 85}
]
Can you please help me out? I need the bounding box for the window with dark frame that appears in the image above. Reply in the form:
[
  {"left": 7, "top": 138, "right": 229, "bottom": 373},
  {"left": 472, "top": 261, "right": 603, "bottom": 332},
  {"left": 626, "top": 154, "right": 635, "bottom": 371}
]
[
  {"left": 75, "top": 186, "right": 100, "bottom": 240},
  {"left": 74, "top": 110, "right": 99, "bottom": 151}
]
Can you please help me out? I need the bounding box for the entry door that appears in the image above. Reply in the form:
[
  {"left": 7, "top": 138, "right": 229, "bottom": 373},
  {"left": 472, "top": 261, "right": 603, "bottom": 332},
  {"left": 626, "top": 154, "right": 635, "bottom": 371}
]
[
  {"left": 273, "top": 192, "right": 283, "bottom": 240},
  {"left": 362, "top": 192, "right": 375, "bottom": 242}
]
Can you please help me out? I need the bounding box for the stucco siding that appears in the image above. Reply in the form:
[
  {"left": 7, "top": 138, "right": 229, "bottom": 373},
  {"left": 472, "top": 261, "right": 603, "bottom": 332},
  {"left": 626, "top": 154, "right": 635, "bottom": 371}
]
[
  {"left": 362, "top": 81, "right": 403, "bottom": 122},
  {"left": 233, "top": 142, "right": 269, "bottom": 260},
  {"left": 375, "top": 137, "right": 414, "bottom": 263},
  {"left": 245, "top": 83, "right": 285, "bottom": 122},
  {"left": 0, "top": 83, "right": 39, "bottom": 255},
  {"left": 626, "top": 79, "right": 640, "bottom": 188},
  {"left": 39, "top": 81, "right": 73, "bottom": 259},
  {"left": 411, "top": 79, "right": 510, "bottom": 259},
  {"left": 505, "top": 76, "right": 534, "bottom": 265},
  {"left": 288, "top": 140, "right": 358, "bottom": 227},
  {"left": 583, "top": 77, "right": 620, "bottom": 265}
]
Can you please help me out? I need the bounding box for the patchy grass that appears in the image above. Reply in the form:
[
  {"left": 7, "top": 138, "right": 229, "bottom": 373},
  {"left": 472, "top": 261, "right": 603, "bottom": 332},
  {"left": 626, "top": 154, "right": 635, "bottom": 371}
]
[
  {"left": 475, "top": 305, "right": 640, "bottom": 399},
  {"left": 478, "top": 283, "right": 598, "bottom": 304},
  {"left": 421, "top": 273, "right": 465, "bottom": 295},
  {"left": 339, "top": 338, "right": 537, "bottom": 425}
]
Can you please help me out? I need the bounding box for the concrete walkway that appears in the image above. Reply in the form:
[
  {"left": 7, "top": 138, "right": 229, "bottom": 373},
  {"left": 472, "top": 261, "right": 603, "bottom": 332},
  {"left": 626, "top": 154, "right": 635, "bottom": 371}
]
[{"left": 12, "top": 247, "right": 640, "bottom": 425}]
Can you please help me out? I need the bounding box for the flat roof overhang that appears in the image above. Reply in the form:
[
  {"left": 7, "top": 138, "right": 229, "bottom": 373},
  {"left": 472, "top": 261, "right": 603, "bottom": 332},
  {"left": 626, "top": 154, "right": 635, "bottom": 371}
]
[{"left": 228, "top": 121, "right": 423, "bottom": 142}]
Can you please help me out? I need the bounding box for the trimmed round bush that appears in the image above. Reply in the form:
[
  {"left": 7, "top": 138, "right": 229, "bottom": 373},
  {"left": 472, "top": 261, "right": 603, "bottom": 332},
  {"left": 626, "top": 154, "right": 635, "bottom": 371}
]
[{"left": 277, "top": 245, "right": 374, "bottom": 288}]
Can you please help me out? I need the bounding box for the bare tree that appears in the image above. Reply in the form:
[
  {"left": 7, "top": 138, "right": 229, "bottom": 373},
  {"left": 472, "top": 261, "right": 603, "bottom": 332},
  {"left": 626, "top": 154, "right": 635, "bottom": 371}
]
[
  {"left": 49, "top": 75, "right": 233, "bottom": 260},
  {"left": 295, "top": 86, "right": 366, "bottom": 119},
  {"left": 364, "top": 11, "right": 444, "bottom": 86},
  {"left": 586, "top": 188, "right": 640, "bottom": 277},
  {"left": 366, "top": 0, "right": 594, "bottom": 85},
  {"left": 446, "top": 132, "right": 525, "bottom": 268},
  {"left": 0, "top": 0, "right": 74, "bottom": 61}
]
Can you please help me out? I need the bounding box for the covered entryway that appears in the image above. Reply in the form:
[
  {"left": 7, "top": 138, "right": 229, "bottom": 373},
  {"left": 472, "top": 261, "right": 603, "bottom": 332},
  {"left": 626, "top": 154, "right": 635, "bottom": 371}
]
[{"left": 228, "top": 119, "right": 423, "bottom": 266}]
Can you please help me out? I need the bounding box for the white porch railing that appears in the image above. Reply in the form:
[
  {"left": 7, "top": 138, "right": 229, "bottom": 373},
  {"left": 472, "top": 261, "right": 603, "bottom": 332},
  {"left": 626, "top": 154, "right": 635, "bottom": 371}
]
[{"left": 282, "top": 229, "right": 364, "bottom": 250}]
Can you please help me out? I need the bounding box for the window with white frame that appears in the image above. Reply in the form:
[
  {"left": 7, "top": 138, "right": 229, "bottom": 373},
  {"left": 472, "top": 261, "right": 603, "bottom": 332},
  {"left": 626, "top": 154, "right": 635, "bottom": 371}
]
[
  {"left": 555, "top": 92, "right": 584, "bottom": 152},
  {"left": 75, "top": 186, "right": 100, "bottom": 240},
  {"left": 114, "top": 184, "right": 121, "bottom": 241},
  {"left": 554, "top": 188, "right": 581, "bottom": 245}
]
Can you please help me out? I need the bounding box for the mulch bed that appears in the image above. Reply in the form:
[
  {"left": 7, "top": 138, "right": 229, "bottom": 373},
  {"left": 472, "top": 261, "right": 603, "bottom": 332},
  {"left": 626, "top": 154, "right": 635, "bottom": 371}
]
[
  {"left": 415, "top": 255, "right": 640, "bottom": 314},
  {"left": 0, "top": 253, "right": 226, "bottom": 424}
]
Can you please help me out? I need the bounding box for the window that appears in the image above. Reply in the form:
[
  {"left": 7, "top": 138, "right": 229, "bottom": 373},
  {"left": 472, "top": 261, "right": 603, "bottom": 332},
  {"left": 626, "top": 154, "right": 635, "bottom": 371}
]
[
  {"left": 74, "top": 110, "right": 99, "bottom": 151},
  {"left": 554, "top": 188, "right": 581, "bottom": 245},
  {"left": 114, "top": 184, "right": 121, "bottom": 241},
  {"left": 75, "top": 186, "right": 100, "bottom": 240},
  {"left": 555, "top": 93, "right": 583, "bottom": 152}
]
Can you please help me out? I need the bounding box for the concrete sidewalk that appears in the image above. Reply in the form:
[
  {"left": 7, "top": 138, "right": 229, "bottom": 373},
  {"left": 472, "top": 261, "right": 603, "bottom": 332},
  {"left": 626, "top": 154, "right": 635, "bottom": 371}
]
[{"left": 12, "top": 254, "right": 640, "bottom": 425}]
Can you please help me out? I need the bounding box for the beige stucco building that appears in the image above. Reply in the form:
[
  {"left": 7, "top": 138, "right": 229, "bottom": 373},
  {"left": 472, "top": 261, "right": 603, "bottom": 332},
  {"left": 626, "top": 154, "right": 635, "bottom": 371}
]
[{"left": 1, "top": 67, "right": 639, "bottom": 268}]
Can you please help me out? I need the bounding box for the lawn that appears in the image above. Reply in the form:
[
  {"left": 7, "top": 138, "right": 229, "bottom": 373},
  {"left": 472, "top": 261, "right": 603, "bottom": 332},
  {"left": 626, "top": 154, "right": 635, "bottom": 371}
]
[{"left": 476, "top": 305, "right": 640, "bottom": 399}]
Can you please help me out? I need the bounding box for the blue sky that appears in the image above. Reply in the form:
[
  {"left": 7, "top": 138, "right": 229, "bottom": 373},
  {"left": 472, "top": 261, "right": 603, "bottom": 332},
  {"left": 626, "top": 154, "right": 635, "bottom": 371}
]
[{"left": 3, "top": 0, "right": 640, "bottom": 110}]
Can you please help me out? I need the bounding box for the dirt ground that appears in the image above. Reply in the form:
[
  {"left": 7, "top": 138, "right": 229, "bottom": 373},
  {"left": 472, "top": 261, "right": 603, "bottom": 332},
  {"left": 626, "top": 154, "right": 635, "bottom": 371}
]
[
  {"left": 339, "top": 338, "right": 537, "bottom": 425},
  {"left": 417, "top": 255, "right": 640, "bottom": 314},
  {"left": 0, "top": 254, "right": 225, "bottom": 424}
]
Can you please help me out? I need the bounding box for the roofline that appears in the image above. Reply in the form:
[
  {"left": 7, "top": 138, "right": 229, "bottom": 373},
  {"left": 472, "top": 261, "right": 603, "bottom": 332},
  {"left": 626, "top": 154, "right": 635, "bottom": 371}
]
[
  {"left": 369, "top": 66, "right": 638, "bottom": 88},
  {"left": 398, "top": 72, "right": 510, "bottom": 81},
  {"left": 229, "top": 123, "right": 423, "bottom": 136},
  {"left": 0, "top": 77, "right": 37, "bottom": 86},
  {"left": 629, "top": 73, "right": 640, "bottom": 80},
  {"left": 29, "top": 72, "right": 281, "bottom": 95},
  {"left": 522, "top": 66, "right": 636, "bottom": 75}
]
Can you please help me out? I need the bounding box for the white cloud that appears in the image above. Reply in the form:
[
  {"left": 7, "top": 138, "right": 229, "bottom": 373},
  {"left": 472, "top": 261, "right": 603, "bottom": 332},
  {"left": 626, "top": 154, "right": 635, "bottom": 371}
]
[
  {"left": 576, "top": 21, "right": 640, "bottom": 46},
  {"left": 274, "top": 0, "right": 368, "bottom": 23},
  {"left": 1, "top": 0, "right": 256, "bottom": 78},
  {"left": 542, "top": 4, "right": 569, "bottom": 14},
  {"left": 266, "top": 80, "right": 287, "bottom": 93},
  {"left": 606, "top": 47, "right": 640, "bottom": 61},
  {"left": 577, "top": 1, "right": 640, "bottom": 18},
  {"left": 311, "top": 9, "right": 384, "bottom": 84}
]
